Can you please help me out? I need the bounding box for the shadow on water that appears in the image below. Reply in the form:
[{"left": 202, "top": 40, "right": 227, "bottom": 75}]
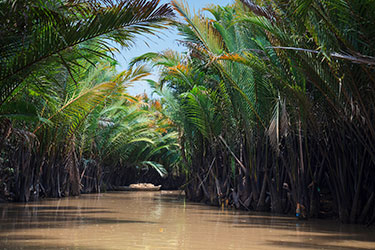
[
  {"left": 154, "top": 192, "right": 375, "bottom": 249},
  {"left": 265, "top": 240, "right": 374, "bottom": 250},
  {"left": 0, "top": 245, "right": 104, "bottom": 250},
  {"left": 202, "top": 210, "right": 375, "bottom": 250},
  {"left": 0, "top": 198, "right": 157, "bottom": 249},
  {"left": 0, "top": 192, "right": 374, "bottom": 250},
  {"left": 212, "top": 214, "right": 374, "bottom": 235},
  {"left": 0, "top": 242, "right": 105, "bottom": 250},
  {"left": 0, "top": 205, "right": 155, "bottom": 230}
]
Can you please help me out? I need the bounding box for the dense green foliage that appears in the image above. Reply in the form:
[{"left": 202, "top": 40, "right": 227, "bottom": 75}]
[
  {"left": 134, "top": 0, "right": 375, "bottom": 224},
  {"left": 1, "top": 0, "right": 375, "bottom": 225},
  {"left": 0, "top": 0, "right": 180, "bottom": 202}
]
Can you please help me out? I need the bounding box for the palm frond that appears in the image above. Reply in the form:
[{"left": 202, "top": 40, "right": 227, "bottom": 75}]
[{"left": 0, "top": 0, "right": 175, "bottom": 106}]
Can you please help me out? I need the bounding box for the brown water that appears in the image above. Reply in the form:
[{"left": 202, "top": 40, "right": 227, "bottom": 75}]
[{"left": 0, "top": 192, "right": 374, "bottom": 250}]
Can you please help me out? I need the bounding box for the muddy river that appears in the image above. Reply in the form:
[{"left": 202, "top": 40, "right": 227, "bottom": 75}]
[{"left": 0, "top": 191, "right": 374, "bottom": 249}]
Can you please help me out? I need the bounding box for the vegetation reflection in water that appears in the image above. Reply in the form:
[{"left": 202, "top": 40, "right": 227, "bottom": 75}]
[
  {"left": 0, "top": 192, "right": 374, "bottom": 250},
  {"left": 1, "top": 0, "right": 375, "bottom": 225}
]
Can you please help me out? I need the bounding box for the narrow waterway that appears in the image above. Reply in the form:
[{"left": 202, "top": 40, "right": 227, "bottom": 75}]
[{"left": 0, "top": 191, "right": 374, "bottom": 250}]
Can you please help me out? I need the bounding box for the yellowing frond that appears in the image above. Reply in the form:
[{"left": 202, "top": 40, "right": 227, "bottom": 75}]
[{"left": 172, "top": 0, "right": 224, "bottom": 54}]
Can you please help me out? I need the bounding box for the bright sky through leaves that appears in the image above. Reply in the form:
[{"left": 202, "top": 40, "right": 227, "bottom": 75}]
[{"left": 114, "top": 0, "right": 233, "bottom": 96}]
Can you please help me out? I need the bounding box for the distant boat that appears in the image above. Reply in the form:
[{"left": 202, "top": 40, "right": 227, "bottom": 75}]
[{"left": 113, "top": 183, "right": 161, "bottom": 191}]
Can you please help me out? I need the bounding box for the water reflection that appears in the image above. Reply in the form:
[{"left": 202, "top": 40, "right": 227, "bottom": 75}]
[{"left": 0, "top": 191, "right": 374, "bottom": 250}]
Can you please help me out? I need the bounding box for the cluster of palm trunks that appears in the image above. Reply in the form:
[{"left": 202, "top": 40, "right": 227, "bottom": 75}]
[
  {"left": 0, "top": 1, "right": 179, "bottom": 202},
  {"left": 1, "top": 0, "right": 375, "bottom": 226},
  {"left": 149, "top": 0, "right": 375, "bottom": 225}
]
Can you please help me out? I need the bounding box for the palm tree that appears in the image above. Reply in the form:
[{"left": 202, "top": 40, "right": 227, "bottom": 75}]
[
  {"left": 0, "top": 0, "right": 177, "bottom": 201},
  {"left": 238, "top": 0, "right": 375, "bottom": 223},
  {"left": 0, "top": 0, "right": 174, "bottom": 106},
  {"left": 135, "top": 0, "right": 375, "bottom": 224}
]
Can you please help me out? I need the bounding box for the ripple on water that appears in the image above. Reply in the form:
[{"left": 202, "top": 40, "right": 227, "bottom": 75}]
[{"left": 0, "top": 191, "right": 374, "bottom": 250}]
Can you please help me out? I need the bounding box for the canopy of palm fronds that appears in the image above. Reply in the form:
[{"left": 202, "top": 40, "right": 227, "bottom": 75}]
[
  {"left": 0, "top": 0, "right": 174, "bottom": 106},
  {"left": 0, "top": 0, "right": 181, "bottom": 202},
  {"left": 1, "top": 0, "right": 375, "bottom": 225},
  {"left": 132, "top": 0, "right": 375, "bottom": 224}
]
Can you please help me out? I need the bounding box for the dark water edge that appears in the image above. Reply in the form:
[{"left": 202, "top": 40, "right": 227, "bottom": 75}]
[{"left": 0, "top": 191, "right": 374, "bottom": 250}]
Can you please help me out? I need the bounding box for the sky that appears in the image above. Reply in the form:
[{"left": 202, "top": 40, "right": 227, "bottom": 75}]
[{"left": 114, "top": 0, "right": 233, "bottom": 96}]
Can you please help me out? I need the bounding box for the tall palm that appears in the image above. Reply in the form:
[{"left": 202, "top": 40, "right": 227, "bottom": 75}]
[{"left": 236, "top": 0, "right": 375, "bottom": 222}]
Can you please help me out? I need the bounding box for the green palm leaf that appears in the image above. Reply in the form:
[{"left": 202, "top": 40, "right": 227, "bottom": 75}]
[{"left": 0, "top": 0, "right": 174, "bottom": 106}]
